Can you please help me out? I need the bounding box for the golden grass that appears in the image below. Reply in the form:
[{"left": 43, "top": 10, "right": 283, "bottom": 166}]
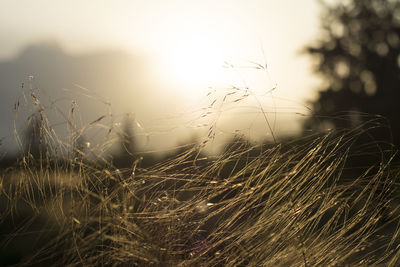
[{"left": 1, "top": 86, "right": 400, "bottom": 266}]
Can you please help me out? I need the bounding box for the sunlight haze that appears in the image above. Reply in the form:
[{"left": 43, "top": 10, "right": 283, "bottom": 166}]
[{"left": 0, "top": 0, "right": 321, "bottom": 152}]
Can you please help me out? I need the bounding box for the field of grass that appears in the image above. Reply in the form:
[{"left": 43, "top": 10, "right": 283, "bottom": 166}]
[{"left": 1, "top": 89, "right": 400, "bottom": 266}]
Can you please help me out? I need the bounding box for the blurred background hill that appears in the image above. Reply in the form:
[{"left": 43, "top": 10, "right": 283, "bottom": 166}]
[{"left": 0, "top": 41, "right": 179, "bottom": 156}]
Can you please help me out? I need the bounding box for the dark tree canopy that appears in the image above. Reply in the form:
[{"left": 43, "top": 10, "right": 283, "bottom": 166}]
[{"left": 305, "top": 0, "right": 400, "bottom": 145}]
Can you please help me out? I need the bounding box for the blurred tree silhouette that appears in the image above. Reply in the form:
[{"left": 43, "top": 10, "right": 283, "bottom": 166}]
[
  {"left": 23, "top": 111, "right": 44, "bottom": 160},
  {"left": 113, "top": 114, "right": 137, "bottom": 168},
  {"left": 72, "top": 134, "right": 87, "bottom": 162},
  {"left": 305, "top": 0, "right": 400, "bottom": 146}
]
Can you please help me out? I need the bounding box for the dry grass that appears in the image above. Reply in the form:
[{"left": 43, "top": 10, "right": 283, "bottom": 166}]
[{"left": 1, "top": 86, "right": 400, "bottom": 266}]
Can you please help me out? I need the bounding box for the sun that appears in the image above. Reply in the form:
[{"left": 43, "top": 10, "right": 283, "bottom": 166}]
[{"left": 162, "top": 33, "right": 227, "bottom": 92}]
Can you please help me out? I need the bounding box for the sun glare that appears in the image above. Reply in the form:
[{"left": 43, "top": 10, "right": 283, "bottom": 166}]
[{"left": 162, "top": 34, "right": 227, "bottom": 93}]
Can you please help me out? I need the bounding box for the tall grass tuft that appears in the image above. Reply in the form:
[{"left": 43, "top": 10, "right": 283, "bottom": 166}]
[{"left": 1, "top": 86, "right": 400, "bottom": 266}]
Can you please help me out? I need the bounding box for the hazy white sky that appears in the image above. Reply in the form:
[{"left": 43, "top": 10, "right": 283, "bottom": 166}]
[
  {"left": 0, "top": 0, "right": 323, "bottom": 150},
  {"left": 1, "top": 0, "right": 320, "bottom": 92}
]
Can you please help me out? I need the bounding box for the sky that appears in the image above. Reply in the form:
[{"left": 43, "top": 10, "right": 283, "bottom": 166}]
[{"left": 0, "top": 0, "right": 322, "bottom": 153}]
